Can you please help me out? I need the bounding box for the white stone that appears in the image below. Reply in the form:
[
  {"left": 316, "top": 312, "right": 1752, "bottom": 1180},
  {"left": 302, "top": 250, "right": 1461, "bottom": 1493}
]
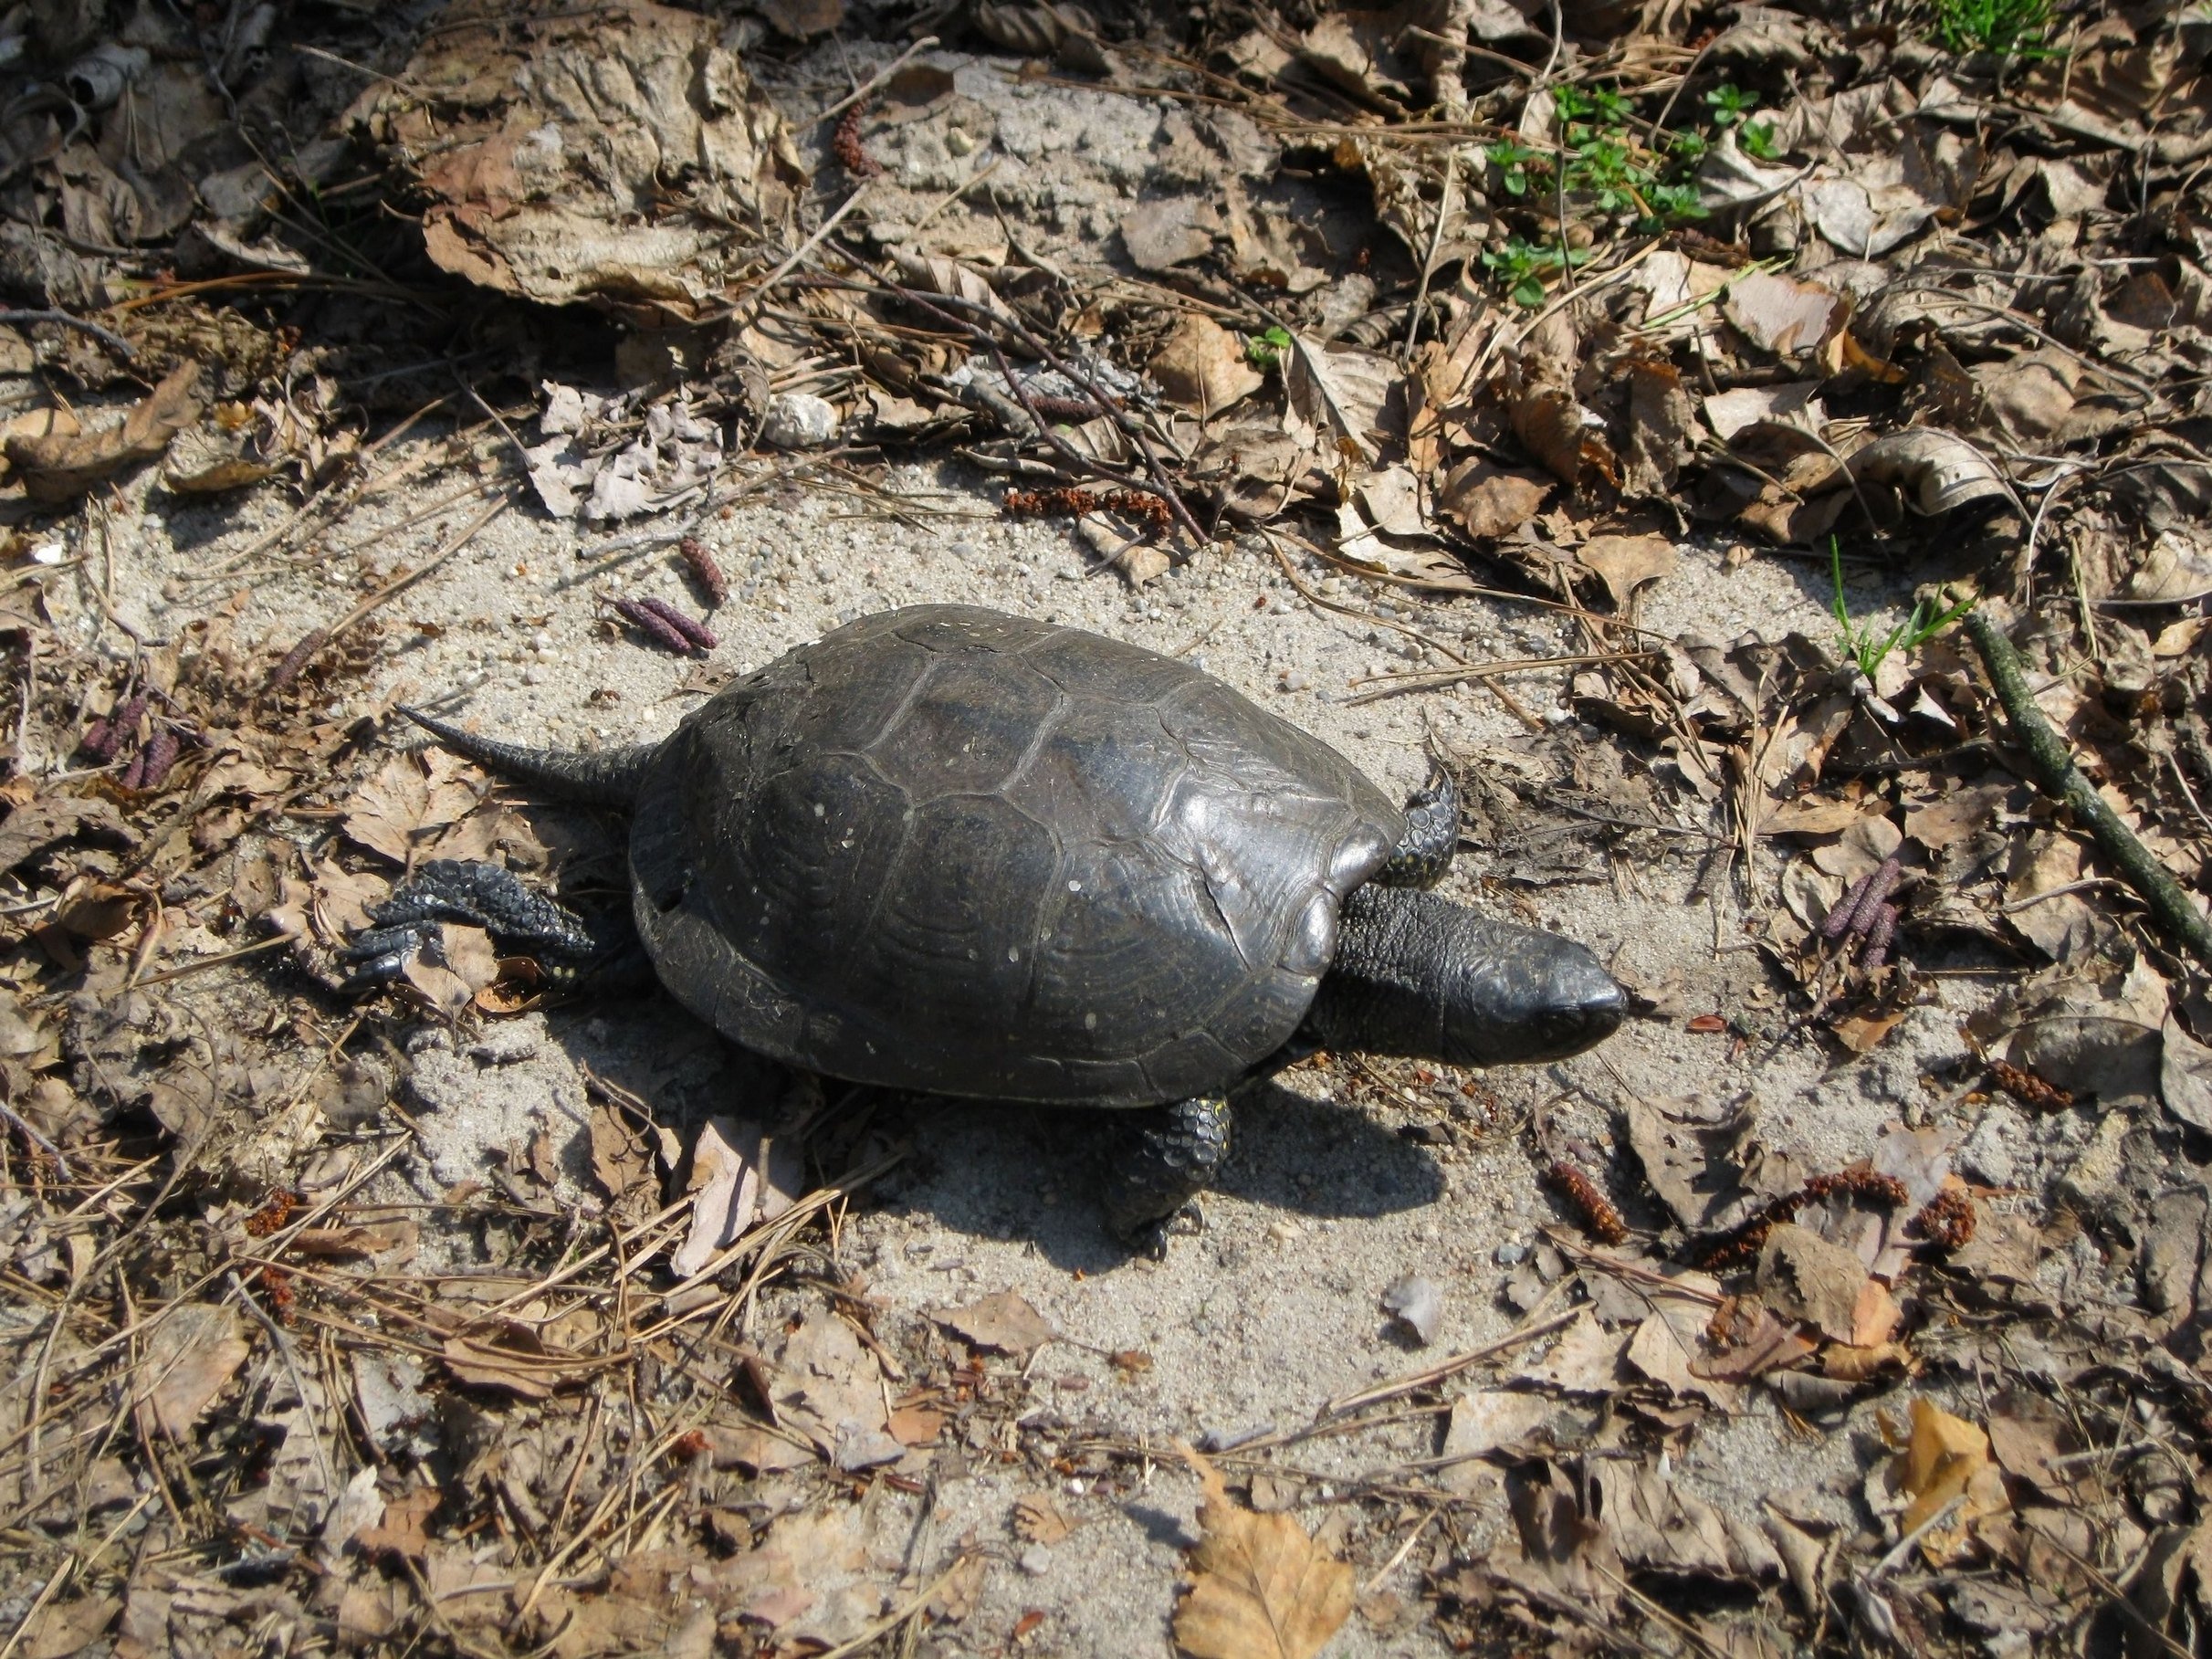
[{"left": 762, "top": 392, "right": 839, "bottom": 448}]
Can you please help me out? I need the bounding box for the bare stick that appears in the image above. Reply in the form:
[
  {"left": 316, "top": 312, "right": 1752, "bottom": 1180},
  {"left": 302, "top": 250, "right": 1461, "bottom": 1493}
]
[{"left": 1960, "top": 603, "right": 2212, "bottom": 967}]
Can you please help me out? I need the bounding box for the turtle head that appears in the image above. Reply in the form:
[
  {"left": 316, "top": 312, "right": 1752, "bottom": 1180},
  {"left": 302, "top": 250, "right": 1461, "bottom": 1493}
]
[
  {"left": 1309, "top": 887, "right": 1626, "bottom": 1067},
  {"left": 1436, "top": 915, "right": 1628, "bottom": 1066}
]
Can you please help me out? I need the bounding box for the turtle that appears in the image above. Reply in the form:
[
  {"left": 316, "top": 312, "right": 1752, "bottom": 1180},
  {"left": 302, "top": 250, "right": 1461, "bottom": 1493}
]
[{"left": 346, "top": 604, "right": 1626, "bottom": 1245}]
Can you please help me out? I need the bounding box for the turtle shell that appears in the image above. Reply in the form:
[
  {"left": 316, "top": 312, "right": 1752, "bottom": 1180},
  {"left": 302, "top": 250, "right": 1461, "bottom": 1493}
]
[{"left": 626, "top": 605, "right": 1400, "bottom": 1107}]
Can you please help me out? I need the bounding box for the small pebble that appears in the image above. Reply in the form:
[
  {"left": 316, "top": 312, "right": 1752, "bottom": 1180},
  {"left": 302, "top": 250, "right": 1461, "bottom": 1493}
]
[
  {"left": 1494, "top": 1241, "right": 1527, "bottom": 1265},
  {"left": 1019, "top": 1545, "right": 1054, "bottom": 1576},
  {"left": 762, "top": 392, "right": 839, "bottom": 448},
  {"left": 1381, "top": 1275, "right": 1444, "bottom": 1345}
]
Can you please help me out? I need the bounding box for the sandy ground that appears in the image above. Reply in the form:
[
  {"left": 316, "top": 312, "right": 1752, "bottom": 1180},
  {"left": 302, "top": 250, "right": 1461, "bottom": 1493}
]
[{"left": 58, "top": 436, "right": 2008, "bottom": 1653}]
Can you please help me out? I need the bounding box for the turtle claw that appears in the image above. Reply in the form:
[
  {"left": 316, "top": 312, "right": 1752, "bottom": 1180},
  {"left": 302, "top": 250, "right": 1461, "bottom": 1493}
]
[
  {"left": 1126, "top": 1200, "right": 1208, "bottom": 1261},
  {"left": 340, "top": 860, "right": 613, "bottom": 992},
  {"left": 1102, "top": 1096, "right": 1232, "bottom": 1252}
]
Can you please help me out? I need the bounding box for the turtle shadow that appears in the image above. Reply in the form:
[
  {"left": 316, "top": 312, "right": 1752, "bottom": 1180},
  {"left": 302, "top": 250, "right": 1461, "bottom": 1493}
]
[{"left": 879, "top": 1080, "right": 1445, "bottom": 1274}]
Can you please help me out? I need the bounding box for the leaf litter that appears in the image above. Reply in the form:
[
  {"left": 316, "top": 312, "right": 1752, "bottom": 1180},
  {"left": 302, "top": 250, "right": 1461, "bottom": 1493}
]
[{"left": 0, "top": 0, "right": 2207, "bottom": 1652}]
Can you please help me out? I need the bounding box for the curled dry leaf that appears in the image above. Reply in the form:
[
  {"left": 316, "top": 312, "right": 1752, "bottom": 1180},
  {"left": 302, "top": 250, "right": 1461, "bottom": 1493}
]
[
  {"left": 670, "top": 1118, "right": 801, "bottom": 1276},
  {"left": 1174, "top": 1447, "right": 1353, "bottom": 1659},
  {"left": 359, "top": 0, "right": 796, "bottom": 316},
  {"left": 5, "top": 362, "right": 202, "bottom": 505},
  {"left": 2123, "top": 528, "right": 2212, "bottom": 604},
  {"left": 1380, "top": 1274, "right": 1443, "bottom": 1344},
  {"left": 1848, "top": 429, "right": 2016, "bottom": 517}
]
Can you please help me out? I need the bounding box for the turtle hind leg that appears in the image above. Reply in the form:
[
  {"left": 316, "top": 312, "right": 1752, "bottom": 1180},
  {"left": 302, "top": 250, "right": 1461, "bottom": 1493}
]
[
  {"left": 339, "top": 859, "right": 641, "bottom": 992},
  {"left": 1102, "top": 1095, "right": 1233, "bottom": 1256},
  {"left": 1375, "top": 764, "right": 1459, "bottom": 888}
]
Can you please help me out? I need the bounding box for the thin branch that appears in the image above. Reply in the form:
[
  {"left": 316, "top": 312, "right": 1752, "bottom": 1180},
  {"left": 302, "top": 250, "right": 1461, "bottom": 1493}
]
[{"left": 1960, "top": 603, "right": 2212, "bottom": 967}]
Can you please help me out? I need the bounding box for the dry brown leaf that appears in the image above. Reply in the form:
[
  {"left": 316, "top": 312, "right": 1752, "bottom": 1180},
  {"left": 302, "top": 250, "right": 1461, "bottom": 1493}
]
[
  {"left": 341, "top": 751, "right": 484, "bottom": 865},
  {"left": 440, "top": 1318, "right": 592, "bottom": 1401},
  {"left": 5, "top": 363, "right": 202, "bottom": 504},
  {"left": 1283, "top": 336, "right": 1397, "bottom": 464},
  {"left": 887, "top": 1399, "right": 949, "bottom": 1446},
  {"left": 138, "top": 1303, "right": 249, "bottom": 1437},
  {"left": 366, "top": 2, "right": 793, "bottom": 317},
  {"left": 1755, "top": 1223, "right": 1868, "bottom": 1344},
  {"left": 1437, "top": 1391, "right": 1553, "bottom": 1493},
  {"left": 1122, "top": 198, "right": 1220, "bottom": 273},
  {"left": 935, "top": 1290, "right": 1057, "bottom": 1356},
  {"left": 1622, "top": 356, "right": 1696, "bottom": 495},
  {"left": 1723, "top": 272, "right": 1844, "bottom": 359},
  {"left": 1150, "top": 314, "right": 1263, "bottom": 417},
  {"left": 18, "top": 1595, "right": 119, "bottom": 1659},
  {"left": 1893, "top": 1399, "right": 2009, "bottom": 1564},
  {"left": 1514, "top": 1309, "right": 1627, "bottom": 1393},
  {"left": 1693, "top": 1297, "right": 1816, "bottom": 1384},
  {"left": 2160, "top": 1014, "right": 2212, "bottom": 1134},
  {"left": 672, "top": 1117, "right": 760, "bottom": 1276},
  {"left": 1437, "top": 457, "right": 1549, "bottom": 539},
  {"left": 1832, "top": 1008, "right": 1910, "bottom": 1054},
  {"left": 2123, "top": 528, "right": 2212, "bottom": 604},
  {"left": 1577, "top": 534, "right": 1678, "bottom": 608},
  {"left": 401, "top": 922, "right": 498, "bottom": 1016},
  {"left": 893, "top": 247, "right": 1021, "bottom": 330},
  {"left": 2005, "top": 832, "right": 2104, "bottom": 961},
  {"left": 1013, "top": 1493, "right": 1077, "bottom": 1544},
  {"left": 1174, "top": 1448, "right": 1353, "bottom": 1659}
]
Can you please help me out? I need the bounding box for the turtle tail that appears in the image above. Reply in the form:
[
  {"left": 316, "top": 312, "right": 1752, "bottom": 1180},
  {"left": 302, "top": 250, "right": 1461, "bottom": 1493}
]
[{"left": 397, "top": 707, "right": 655, "bottom": 810}]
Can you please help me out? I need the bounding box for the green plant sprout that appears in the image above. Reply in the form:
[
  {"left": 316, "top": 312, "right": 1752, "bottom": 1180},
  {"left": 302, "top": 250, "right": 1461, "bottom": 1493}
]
[
  {"left": 1476, "top": 79, "right": 1765, "bottom": 306},
  {"left": 1830, "top": 538, "right": 1976, "bottom": 679},
  {"left": 1482, "top": 237, "right": 1591, "bottom": 307},
  {"left": 1930, "top": 0, "right": 2052, "bottom": 56},
  {"left": 1704, "top": 83, "right": 1760, "bottom": 127},
  {"left": 1483, "top": 139, "right": 1546, "bottom": 198},
  {"left": 1243, "top": 325, "right": 1293, "bottom": 369}
]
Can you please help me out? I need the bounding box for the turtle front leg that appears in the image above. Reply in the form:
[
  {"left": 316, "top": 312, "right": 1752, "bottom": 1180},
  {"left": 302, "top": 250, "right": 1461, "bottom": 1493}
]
[
  {"left": 1102, "top": 1095, "right": 1233, "bottom": 1255},
  {"left": 1375, "top": 765, "right": 1459, "bottom": 888},
  {"left": 339, "top": 859, "right": 635, "bottom": 992}
]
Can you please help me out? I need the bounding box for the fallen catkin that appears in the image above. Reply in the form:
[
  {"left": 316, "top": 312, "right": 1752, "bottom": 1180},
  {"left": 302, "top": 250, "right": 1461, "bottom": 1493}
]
[
  {"left": 634, "top": 596, "right": 718, "bottom": 653},
  {"left": 1848, "top": 856, "right": 1903, "bottom": 934},
  {"left": 1860, "top": 902, "right": 1898, "bottom": 969},
  {"left": 678, "top": 537, "right": 727, "bottom": 607},
  {"left": 611, "top": 598, "right": 697, "bottom": 656},
  {"left": 1822, "top": 869, "right": 1875, "bottom": 939},
  {"left": 1544, "top": 1160, "right": 1629, "bottom": 1244},
  {"left": 82, "top": 689, "right": 149, "bottom": 762}
]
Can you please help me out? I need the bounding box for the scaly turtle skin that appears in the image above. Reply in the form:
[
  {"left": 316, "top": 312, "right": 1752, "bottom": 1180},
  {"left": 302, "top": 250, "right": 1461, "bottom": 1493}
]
[{"left": 348, "top": 604, "right": 1626, "bottom": 1245}]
